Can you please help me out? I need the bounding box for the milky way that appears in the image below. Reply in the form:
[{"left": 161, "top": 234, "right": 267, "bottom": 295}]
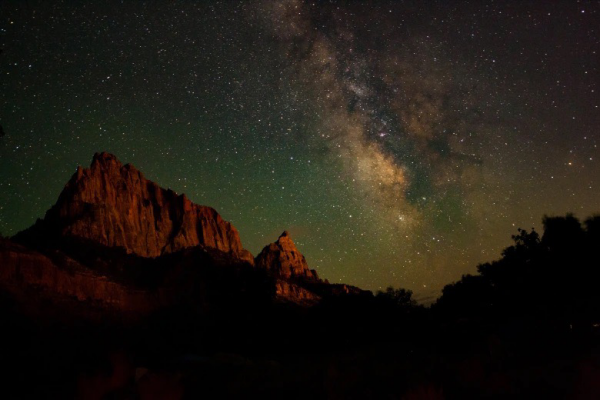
[{"left": 1, "top": 1, "right": 599, "bottom": 300}]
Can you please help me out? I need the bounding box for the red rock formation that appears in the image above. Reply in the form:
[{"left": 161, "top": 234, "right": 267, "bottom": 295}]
[
  {"left": 0, "top": 238, "right": 167, "bottom": 316},
  {"left": 3, "top": 153, "right": 369, "bottom": 313},
  {"left": 255, "top": 231, "right": 319, "bottom": 281},
  {"left": 275, "top": 280, "right": 320, "bottom": 304},
  {"left": 27, "top": 152, "right": 253, "bottom": 263}
]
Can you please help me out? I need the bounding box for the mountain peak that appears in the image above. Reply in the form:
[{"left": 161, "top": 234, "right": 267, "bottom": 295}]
[
  {"left": 19, "top": 152, "right": 254, "bottom": 263},
  {"left": 92, "top": 151, "right": 120, "bottom": 164},
  {"left": 87, "top": 152, "right": 141, "bottom": 177},
  {"left": 255, "top": 231, "right": 319, "bottom": 281}
]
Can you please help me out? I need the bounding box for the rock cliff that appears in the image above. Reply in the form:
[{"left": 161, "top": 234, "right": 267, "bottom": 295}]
[
  {"left": 20, "top": 152, "right": 253, "bottom": 263},
  {"left": 3, "top": 152, "right": 367, "bottom": 314},
  {"left": 255, "top": 231, "right": 319, "bottom": 281},
  {"left": 274, "top": 280, "right": 321, "bottom": 305}
]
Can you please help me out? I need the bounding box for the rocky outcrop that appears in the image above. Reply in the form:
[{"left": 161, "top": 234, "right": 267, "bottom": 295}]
[
  {"left": 275, "top": 280, "right": 320, "bottom": 304},
  {"left": 3, "top": 152, "right": 369, "bottom": 315},
  {"left": 0, "top": 238, "right": 166, "bottom": 316},
  {"left": 328, "top": 284, "right": 364, "bottom": 296},
  {"left": 19, "top": 152, "right": 253, "bottom": 263},
  {"left": 255, "top": 231, "right": 319, "bottom": 281}
]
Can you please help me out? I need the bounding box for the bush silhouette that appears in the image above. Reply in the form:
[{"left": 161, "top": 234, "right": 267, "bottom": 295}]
[
  {"left": 376, "top": 286, "right": 417, "bottom": 309},
  {"left": 435, "top": 214, "right": 600, "bottom": 328}
]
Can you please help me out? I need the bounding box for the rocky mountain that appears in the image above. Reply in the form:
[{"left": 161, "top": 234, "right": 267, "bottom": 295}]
[
  {"left": 17, "top": 152, "right": 254, "bottom": 264},
  {"left": 255, "top": 231, "right": 319, "bottom": 281},
  {"left": 1, "top": 152, "right": 367, "bottom": 319},
  {"left": 253, "top": 231, "right": 326, "bottom": 303}
]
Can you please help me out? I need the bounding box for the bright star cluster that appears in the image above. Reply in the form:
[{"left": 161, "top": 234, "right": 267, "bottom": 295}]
[{"left": 0, "top": 1, "right": 599, "bottom": 300}]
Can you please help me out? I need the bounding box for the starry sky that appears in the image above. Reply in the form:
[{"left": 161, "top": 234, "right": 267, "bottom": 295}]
[{"left": 1, "top": 1, "right": 599, "bottom": 301}]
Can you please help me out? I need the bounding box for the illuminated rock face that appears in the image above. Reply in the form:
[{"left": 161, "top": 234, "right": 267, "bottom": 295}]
[
  {"left": 255, "top": 231, "right": 319, "bottom": 281},
  {"left": 275, "top": 280, "right": 320, "bottom": 304},
  {"left": 4, "top": 152, "right": 366, "bottom": 312},
  {"left": 32, "top": 152, "right": 254, "bottom": 263}
]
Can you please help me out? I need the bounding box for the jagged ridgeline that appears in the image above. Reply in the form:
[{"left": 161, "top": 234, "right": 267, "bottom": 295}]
[
  {"left": 17, "top": 152, "right": 255, "bottom": 261},
  {"left": 2, "top": 152, "right": 365, "bottom": 320}
]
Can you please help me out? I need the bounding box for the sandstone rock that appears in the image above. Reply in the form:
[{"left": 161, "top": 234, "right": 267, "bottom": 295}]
[
  {"left": 0, "top": 238, "right": 166, "bottom": 316},
  {"left": 21, "top": 152, "right": 253, "bottom": 263},
  {"left": 274, "top": 279, "right": 320, "bottom": 304},
  {"left": 3, "top": 152, "right": 369, "bottom": 314},
  {"left": 255, "top": 231, "right": 319, "bottom": 281}
]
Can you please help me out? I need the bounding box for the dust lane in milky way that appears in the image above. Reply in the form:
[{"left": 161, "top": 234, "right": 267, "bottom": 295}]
[{"left": 0, "top": 1, "right": 599, "bottom": 299}]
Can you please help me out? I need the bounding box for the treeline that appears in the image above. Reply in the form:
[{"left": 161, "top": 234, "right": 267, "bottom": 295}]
[{"left": 433, "top": 214, "right": 600, "bottom": 329}]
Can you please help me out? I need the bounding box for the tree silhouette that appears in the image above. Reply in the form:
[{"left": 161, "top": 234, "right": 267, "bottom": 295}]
[
  {"left": 542, "top": 213, "right": 584, "bottom": 253},
  {"left": 376, "top": 286, "right": 417, "bottom": 308},
  {"left": 435, "top": 214, "right": 600, "bottom": 327}
]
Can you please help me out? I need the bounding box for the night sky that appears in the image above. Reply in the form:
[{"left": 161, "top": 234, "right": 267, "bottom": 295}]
[{"left": 1, "top": 1, "right": 599, "bottom": 301}]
